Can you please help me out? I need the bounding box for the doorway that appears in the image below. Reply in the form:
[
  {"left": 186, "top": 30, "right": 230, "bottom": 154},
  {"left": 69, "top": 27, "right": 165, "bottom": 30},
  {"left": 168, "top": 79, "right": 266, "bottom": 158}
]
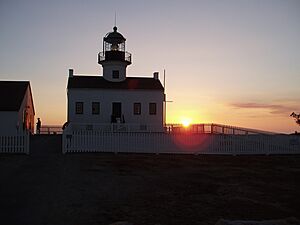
[{"left": 112, "top": 102, "right": 122, "bottom": 119}]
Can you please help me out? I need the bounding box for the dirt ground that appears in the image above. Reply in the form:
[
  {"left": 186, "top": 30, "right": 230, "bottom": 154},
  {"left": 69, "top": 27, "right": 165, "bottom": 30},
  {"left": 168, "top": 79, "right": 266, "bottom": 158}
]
[{"left": 0, "top": 152, "right": 299, "bottom": 225}]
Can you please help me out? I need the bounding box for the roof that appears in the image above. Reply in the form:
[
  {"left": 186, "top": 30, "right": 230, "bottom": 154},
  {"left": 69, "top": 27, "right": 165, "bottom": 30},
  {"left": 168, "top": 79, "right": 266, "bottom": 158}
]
[
  {"left": 67, "top": 76, "right": 164, "bottom": 91},
  {"left": 104, "top": 26, "right": 126, "bottom": 44},
  {"left": 0, "top": 81, "right": 30, "bottom": 111}
]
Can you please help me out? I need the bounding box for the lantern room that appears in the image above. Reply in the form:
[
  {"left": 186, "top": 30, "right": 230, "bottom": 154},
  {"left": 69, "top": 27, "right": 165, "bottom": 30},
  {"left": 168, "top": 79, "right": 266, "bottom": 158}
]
[{"left": 98, "top": 26, "right": 131, "bottom": 65}]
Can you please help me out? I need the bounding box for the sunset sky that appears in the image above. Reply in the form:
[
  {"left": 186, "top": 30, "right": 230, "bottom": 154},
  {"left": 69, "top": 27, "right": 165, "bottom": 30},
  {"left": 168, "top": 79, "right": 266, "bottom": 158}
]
[{"left": 0, "top": 0, "right": 299, "bottom": 133}]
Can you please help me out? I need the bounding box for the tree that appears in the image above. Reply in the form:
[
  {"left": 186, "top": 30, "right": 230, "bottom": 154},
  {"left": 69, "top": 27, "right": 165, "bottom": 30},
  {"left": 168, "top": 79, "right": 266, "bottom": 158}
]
[{"left": 290, "top": 112, "right": 300, "bottom": 126}]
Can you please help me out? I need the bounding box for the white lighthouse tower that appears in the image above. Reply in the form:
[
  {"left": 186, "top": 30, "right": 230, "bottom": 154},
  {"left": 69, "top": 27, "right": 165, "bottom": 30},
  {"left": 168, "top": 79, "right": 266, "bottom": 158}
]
[{"left": 98, "top": 26, "right": 132, "bottom": 82}]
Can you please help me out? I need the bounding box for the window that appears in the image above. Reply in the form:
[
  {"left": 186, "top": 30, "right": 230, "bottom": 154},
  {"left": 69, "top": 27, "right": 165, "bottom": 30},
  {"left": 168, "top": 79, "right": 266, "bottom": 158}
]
[
  {"left": 112, "top": 70, "right": 119, "bottom": 79},
  {"left": 75, "top": 102, "right": 83, "bottom": 114},
  {"left": 149, "top": 103, "right": 156, "bottom": 115},
  {"left": 133, "top": 103, "right": 141, "bottom": 115},
  {"left": 92, "top": 102, "right": 100, "bottom": 115}
]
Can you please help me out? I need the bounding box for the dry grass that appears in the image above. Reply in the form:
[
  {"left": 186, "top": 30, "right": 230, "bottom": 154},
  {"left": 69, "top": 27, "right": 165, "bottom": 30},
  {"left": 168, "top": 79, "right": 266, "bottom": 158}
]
[{"left": 0, "top": 153, "right": 299, "bottom": 225}]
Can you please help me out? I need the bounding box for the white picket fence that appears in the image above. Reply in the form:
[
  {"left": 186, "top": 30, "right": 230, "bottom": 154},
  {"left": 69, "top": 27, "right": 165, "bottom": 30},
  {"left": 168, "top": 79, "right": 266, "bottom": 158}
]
[
  {"left": 0, "top": 132, "right": 30, "bottom": 154},
  {"left": 62, "top": 131, "right": 300, "bottom": 155}
]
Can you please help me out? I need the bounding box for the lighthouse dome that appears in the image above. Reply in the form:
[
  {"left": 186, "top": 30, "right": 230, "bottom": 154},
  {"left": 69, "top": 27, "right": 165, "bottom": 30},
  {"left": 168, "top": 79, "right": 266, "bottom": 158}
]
[{"left": 104, "top": 26, "right": 126, "bottom": 44}]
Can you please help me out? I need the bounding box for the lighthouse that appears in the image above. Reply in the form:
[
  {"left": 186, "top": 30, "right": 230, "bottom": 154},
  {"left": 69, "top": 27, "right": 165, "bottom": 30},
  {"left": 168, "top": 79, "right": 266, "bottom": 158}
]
[
  {"left": 67, "top": 26, "right": 164, "bottom": 132},
  {"left": 98, "top": 26, "right": 131, "bottom": 82}
]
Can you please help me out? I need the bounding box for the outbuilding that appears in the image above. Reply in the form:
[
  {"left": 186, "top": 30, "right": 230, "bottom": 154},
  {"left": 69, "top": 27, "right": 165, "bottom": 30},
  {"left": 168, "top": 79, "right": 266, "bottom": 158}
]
[{"left": 0, "top": 81, "right": 35, "bottom": 135}]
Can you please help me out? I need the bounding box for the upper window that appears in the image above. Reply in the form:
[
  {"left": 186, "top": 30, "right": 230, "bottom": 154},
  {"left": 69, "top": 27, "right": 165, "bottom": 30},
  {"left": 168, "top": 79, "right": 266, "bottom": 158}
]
[
  {"left": 112, "top": 70, "right": 119, "bottom": 79},
  {"left": 75, "top": 102, "right": 83, "bottom": 114},
  {"left": 133, "top": 103, "right": 141, "bottom": 115},
  {"left": 92, "top": 102, "right": 100, "bottom": 115},
  {"left": 149, "top": 103, "right": 156, "bottom": 115}
]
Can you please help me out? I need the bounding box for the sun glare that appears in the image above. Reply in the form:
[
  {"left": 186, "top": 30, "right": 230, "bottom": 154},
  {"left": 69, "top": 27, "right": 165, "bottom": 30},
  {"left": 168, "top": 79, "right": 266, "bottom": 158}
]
[{"left": 182, "top": 118, "right": 191, "bottom": 128}]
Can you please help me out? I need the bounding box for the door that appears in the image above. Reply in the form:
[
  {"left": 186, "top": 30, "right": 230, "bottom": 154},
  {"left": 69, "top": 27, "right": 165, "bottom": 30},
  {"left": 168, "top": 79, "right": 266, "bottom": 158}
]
[{"left": 112, "top": 102, "right": 122, "bottom": 119}]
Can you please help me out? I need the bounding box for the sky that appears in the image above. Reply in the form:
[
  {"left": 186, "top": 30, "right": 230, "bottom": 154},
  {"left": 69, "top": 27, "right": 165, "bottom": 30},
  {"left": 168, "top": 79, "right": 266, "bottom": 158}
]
[{"left": 0, "top": 0, "right": 299, "bottom": 133}]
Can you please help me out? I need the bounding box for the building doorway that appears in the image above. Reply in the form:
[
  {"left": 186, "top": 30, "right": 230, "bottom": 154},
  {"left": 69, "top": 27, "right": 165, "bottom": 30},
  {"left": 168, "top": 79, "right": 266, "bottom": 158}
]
[{"left": 112, "top": 102, "right": 122, "bottom": 121}]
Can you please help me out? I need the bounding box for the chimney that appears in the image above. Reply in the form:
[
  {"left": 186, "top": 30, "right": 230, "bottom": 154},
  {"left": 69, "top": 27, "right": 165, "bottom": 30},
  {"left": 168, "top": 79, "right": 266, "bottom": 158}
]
[
  {"left": 69, "top": 69, "right": 74, "bottom": 77},
  {"left": 153, "top": 72, "right": 159, "bottom": 80}
]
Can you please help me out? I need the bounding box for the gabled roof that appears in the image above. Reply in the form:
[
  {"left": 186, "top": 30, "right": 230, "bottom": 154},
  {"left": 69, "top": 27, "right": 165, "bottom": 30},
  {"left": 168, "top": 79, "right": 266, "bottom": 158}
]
[
  {"left": 0, "top": 81, "right": 30, "bottom": 111},
  {"left": 67, "top": 76, "right": 164, "bottom": 91}
]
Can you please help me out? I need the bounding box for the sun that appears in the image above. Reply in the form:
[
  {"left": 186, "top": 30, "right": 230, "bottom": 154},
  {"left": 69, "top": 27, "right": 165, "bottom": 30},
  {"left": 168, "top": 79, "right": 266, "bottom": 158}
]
[{"left": 182, "top": 118, "right": 191, "bottom": 128}]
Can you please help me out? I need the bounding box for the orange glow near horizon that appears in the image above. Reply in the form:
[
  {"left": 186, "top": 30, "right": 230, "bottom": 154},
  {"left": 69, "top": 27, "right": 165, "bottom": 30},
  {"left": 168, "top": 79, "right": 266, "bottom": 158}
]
[{"left": 164, "top": 102, "right": 299, "bottom": 134}]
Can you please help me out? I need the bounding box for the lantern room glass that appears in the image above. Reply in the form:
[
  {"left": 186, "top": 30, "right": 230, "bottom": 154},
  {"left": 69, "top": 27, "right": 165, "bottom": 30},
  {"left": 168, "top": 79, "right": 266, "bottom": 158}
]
[{"left": 104, "top": 41, "right": 125, "bottom": 52}]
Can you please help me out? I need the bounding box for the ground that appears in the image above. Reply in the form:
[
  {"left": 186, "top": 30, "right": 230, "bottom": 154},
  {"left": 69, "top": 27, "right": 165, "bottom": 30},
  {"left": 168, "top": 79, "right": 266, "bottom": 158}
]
[{"left": 0, "top": 136, "right": 299, "bottom": 225}]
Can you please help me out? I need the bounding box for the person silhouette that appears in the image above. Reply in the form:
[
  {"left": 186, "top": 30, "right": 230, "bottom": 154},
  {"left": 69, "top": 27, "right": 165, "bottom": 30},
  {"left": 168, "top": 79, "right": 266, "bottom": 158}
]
[{"left": 36, "top": 118, "right": 41, "bottom": 134}]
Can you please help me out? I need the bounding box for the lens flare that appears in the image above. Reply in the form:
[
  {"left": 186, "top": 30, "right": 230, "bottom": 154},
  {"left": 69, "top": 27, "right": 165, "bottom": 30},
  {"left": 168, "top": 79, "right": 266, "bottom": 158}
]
[{"left": 182, "top": 118, "right": 191, "bottom": 128}]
